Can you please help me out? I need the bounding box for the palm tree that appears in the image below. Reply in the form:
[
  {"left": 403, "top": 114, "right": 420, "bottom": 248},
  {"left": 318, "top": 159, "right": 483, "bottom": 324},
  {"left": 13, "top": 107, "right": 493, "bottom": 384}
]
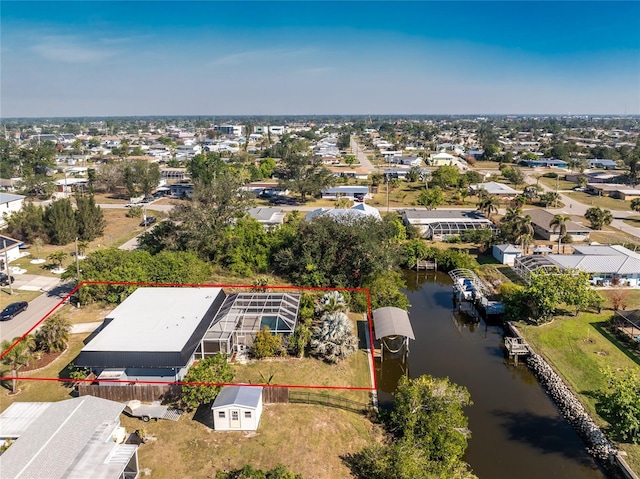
[
  {"left": 310, "top": 312, "right": 358, "bottom": 363},
  {"left": 47, "top": 251, "right": 68, "bottom": 272},
  {"left": 318, "top": 291, "right": 346, "bottom": 314},
  {"left": 550, "top": 214, "right": 571, "bottom": 253},
  {"left": 499, "top": 206, "right": 523, "bottom": 242},
  {"left": 334, "top": 197, "right": 352, "bottom": 209},
  {"left": 1, "top": 336, "right": 35, "bottom": 393},
  {"left": 35, "top": 315, "right": 71, "bottom": 353},
  {"left": 477, "top": 193, "right": 499, "bottom": 220},
  {"left": 515, "top": 214, "right": 534, "bottom": 250}
]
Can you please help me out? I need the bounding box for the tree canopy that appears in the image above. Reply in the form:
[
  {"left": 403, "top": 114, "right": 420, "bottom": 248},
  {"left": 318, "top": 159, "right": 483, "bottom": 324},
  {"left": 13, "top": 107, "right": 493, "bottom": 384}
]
[{"left": 180, "top": 353, "right": 234, "bottom": 410}]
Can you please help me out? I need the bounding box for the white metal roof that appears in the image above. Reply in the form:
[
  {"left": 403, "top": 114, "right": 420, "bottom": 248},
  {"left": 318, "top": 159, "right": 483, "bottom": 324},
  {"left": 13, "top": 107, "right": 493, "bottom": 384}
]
[
  {"left": 0, "top": 402, "right": 53, "bottom": 438},
  {"left": 0, "top": 396, "right": 134, "bottom": 479},
  {"left": 372, "top": 307, "right": 415, "bottom": 340},
  {"left": 212, "top": 386, "right": 263, "bottom": 409},
  {"left": 83, "top": 287, "right": 223, "bottom": 353}
]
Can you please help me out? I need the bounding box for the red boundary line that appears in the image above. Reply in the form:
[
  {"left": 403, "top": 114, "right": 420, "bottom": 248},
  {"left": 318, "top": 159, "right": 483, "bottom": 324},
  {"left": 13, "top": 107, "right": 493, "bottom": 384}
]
[{"left": 1, "top": 281, "right": 378, "bottom": 392}]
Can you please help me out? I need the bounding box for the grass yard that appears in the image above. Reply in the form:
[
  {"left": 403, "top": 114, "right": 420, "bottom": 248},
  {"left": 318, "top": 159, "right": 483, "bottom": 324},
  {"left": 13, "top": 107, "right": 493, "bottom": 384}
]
[
  {"left": 232, "top": 349, "right": 372, "bottom": 404},
  {"left": 0, "top": 288, "right": 43, "bottom": 303},
  {"left": 538, "top": 176, "right": 577, "bottom": 191},
  {"left": 565, "top": 191, "right": 631, "bottom": 211},
  {"left": 0, "top": 333, "right": 89, "bottom": 411},
  {"left": 123, "top": 403, "right": 381, "bottom": 479},
  {"left": 520, "top": 313, "right": 640, "bottom": 472},
  {"left": 589, "top": 226, "right": 640, "bottom": 247}
]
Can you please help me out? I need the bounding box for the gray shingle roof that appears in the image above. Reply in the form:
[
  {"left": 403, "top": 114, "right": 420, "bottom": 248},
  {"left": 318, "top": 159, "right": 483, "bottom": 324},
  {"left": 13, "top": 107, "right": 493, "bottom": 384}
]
[
  {"left": 525, "top": 208, "right": 591, "bottom": 233},
  {"left": 402, "top": 209, "right": 486, "bottom": 221}
]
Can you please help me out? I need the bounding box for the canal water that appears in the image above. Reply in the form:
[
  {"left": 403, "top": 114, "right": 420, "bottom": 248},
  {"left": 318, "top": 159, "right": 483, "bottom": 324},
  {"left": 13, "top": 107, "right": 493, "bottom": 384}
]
[{"left": 376, "top": 271, "right": 606, "bottom": 479}]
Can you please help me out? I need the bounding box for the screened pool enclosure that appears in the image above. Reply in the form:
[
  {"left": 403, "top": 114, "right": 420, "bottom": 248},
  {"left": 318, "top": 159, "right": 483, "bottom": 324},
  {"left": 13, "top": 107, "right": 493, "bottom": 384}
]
[{"left": 198, "top": 293, "right": 300, "bottom": 356}]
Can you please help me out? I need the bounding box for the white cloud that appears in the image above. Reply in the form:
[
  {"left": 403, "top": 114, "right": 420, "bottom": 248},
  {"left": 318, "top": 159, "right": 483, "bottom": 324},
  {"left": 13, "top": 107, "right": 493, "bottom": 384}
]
[
  {"left": 30, "top": 36, "right": 120, "bottom": 64},
  {"left": 208, "top": 48, "right": 314, "bottom": 67}
]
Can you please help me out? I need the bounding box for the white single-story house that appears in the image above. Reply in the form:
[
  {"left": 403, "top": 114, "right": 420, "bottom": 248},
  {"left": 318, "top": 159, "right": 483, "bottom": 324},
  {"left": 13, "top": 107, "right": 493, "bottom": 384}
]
[
  {"left": 76, "top": 287, "right": 226, "bottom": 382},
  {"left": 0, "top": 396, "right": 139, "bottom": 479},
  {"left": 0, "top": 192, "right": 25, "bottom": 226},
  {"left": 493, "top": 244, "right": 522, "bottom": 265},
  {"left": 514, "top": 244, "right": 640, "bottom": 286},
  {"left": 321, "top": 185, "right": 370, "bottom": 201},
  {"left": 212, "top": 386, "right": 263, "bottom": 431},
  {"left": 306, "top": 202, "right": 382, "bottom": 222},
  {"left": 402, "top": 209, "right": 495, "bottom": 240},
  {"left": 0, "top": 234, "right": 22, "bottom": 270},
  {"left": 247, "top": 207, "right": 286, "bottom": 229},
  {"left": 428, "top": 152, "right": 469, "bottom": 170},
  {"left": 469, "top": 182, "right": 520, "bottom": 198}
]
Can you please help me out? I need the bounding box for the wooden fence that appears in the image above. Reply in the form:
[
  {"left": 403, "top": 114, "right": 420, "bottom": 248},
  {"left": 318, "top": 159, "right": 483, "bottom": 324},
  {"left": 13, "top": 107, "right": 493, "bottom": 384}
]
[
  {"left": 77, "top": 384, "right": 180, "bottom": 403},
  {"left": 262, "top": 386, "right": 289, "bottom": 404}
]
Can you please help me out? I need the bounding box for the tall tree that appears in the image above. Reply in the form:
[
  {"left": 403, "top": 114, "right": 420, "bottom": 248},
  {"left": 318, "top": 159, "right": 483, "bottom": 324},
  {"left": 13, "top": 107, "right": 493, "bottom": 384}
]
[
  {"left": 476, "top": 193, "right": 499, "bottom": 220},
  {"left": 44, "top": 198, "right": 77, "bottom": 245},
  {"left": 75, "top": 194, "right": 106, "bottom": 241},
  {"left": 417, "top": 186, "right": 445, "bottom": 210},
  {"left": 276, "top": 154, "right": 335, "bottom": 202},
  {"left": 5, "top": 201, "right": 46, "bottom": 242},
  {"left": 164, "top": 173, "right": 254, "bottom": 261},
  {"left": 550, "top": 214, "right": 571, "bottom": 252},
  {"left": 188, "top": 152, "right": 227, "bottom": 185}
]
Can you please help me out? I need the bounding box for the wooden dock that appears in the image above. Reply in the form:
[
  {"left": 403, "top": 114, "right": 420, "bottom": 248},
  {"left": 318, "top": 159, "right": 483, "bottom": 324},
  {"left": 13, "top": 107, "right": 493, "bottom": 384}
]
[
  {"left": 416, "top": 260, "right": 437, "bottom": 271},
  {"left": 505, "top": 322, "right": 531, "bottom": 364}
]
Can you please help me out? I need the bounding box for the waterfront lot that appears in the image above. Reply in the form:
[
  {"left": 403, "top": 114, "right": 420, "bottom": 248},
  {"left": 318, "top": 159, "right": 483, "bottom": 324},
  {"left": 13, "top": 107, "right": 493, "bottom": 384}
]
[{"left": 521, "top": 312, "right": 640, "bottom": 472}]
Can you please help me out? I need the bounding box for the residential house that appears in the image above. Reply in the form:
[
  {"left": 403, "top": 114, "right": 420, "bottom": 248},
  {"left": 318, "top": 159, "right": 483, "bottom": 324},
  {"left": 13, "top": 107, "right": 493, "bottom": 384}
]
[
  {"left": 469, "top": 181, "right": 520, "bottom": 198},
  {"left": 306, "top": 202, "right": 382, "bottom": 222},
  {"left": 0, "top": 234, "right": 22, "bottom": 270},
  {"left": 519, "top": 158, "right": 568, "bottom": 168},
  {"left": 514, "top": 244, "right": 640, "bottom": 286},
  {"left": 212, "top": 386, "right": 263, "bottom": 431},
  {"left": 0, "top": 396, "right": 139, "bottom": 479},
  {"left": 75, "top": 287, "right": 227, "bottom": 382},
  {"left": 247, "top": 207, "right": 286, "bottom": 229},
  {"left": 428, "top": 152, "right": 469, "bottom": 170},
  {"left": 321, "top": 185, "right": 370, "bottom": 201},
  {"left": 526, "top": 208, "right": 590, "bottom": 243},
  {"left": 401, "top": 209, "right": 495, "bottom": 240},
  {"left": 0, "top": 192, "right": 25, "bottom": 226}
]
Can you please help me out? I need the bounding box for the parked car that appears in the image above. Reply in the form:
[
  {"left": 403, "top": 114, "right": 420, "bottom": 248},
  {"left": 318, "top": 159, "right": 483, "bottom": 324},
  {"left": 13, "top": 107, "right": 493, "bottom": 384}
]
[
  {"left": 0, "top": 301, "right": 28, "bottom": 321},
  {"left": 140, "top": 216, "right": 157, "bottom": 227},
  {"left": 0, "top": 272, "right": 15, "bottom": 286}
]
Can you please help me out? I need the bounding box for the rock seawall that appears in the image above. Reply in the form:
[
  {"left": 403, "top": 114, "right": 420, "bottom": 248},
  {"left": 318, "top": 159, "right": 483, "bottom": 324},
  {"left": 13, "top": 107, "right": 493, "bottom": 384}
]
[{"left": 526, "top": 352, "right": 617, "bottom": 462}]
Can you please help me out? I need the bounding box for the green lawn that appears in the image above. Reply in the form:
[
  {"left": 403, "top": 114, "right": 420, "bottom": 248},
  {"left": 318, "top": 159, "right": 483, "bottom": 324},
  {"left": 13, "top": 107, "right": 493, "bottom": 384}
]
[
  {"left": 565, "top": 191, "right": 631, "bottom": 211},
  {"left": 538, "top": 176, "right": 576, "bottom": 191},
  {"left": 520, "top": 313, "right": 640, "bottom": 472}
]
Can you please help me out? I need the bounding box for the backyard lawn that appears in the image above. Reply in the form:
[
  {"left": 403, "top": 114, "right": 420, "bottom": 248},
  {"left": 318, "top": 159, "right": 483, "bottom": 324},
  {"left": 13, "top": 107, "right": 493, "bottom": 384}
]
[
  {"left": 123, "top": 402, "right": 381, "bottom": 479},
  {"left": 520, "top": 313, "right": 640, "bottom": 472}
]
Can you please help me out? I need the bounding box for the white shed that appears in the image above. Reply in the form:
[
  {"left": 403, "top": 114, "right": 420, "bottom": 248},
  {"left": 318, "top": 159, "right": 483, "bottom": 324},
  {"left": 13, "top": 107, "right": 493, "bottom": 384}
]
[
  {"left": 212, "top": 386, "right": 263, "bottom": 431},
  {"left": 493, "top": 244, "right": 522, "bottom": 265}
]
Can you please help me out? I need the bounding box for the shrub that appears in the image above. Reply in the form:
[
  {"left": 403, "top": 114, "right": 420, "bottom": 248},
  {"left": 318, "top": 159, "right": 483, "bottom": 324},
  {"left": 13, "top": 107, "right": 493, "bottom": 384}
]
[{"left": 252, "top": 327, "right": 283, "bottom": 359}]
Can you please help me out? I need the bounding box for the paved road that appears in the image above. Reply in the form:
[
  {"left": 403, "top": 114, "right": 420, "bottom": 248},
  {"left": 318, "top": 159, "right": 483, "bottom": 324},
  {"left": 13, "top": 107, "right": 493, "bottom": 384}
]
[
  {"left": 350, "top": 135, "right": 375, "bottom": 172},
  {"left": 0, "top": 282, "right": 74, "bottom": 343},
  {"left": 523, "top": 170, "right": 640, "bottom": 241}
]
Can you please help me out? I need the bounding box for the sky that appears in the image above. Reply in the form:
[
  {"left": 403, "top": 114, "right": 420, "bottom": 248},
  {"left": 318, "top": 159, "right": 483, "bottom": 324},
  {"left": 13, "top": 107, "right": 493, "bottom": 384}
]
[{"left": 1, "top": 1, "right": 639, "bottom": 117}]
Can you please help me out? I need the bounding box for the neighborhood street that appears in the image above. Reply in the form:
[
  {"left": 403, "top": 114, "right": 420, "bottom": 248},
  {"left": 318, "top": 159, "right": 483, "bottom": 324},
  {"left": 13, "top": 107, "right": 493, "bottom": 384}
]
[{"left": 0, "top": 281, "right": 74, "bottom": 343}]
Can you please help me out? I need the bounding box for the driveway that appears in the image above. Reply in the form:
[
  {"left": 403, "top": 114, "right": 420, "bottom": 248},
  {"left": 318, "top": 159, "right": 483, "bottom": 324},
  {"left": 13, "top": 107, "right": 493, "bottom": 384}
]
[{"left": 0, "top": 281, "right": 75, "bottom": 343}]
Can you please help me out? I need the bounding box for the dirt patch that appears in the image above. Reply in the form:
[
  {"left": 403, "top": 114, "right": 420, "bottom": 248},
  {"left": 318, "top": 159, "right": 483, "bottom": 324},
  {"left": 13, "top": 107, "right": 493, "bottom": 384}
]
[{"left": 22, "top": 350, "right": 65, "bottom": 373}]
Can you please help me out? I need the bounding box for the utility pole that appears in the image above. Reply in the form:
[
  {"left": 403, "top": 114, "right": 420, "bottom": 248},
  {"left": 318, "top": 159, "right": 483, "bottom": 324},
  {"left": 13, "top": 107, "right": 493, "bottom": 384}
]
[
  {"left": 3, "top": 238, "right": 13, "bottom": 295},
  {"left": 386, "top": 175, "right": 390, "bottom": 214},
  {"left": 75, "top": 237, "right": 80, "bottom": 280},
  {"left": 555, "top": 174, "right": 559, "bottom": 208}
]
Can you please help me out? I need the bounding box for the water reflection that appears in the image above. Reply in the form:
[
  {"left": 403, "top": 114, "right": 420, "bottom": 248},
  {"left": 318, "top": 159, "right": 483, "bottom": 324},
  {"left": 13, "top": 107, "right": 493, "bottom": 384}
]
[{"left": 376, "top": 271, "right": 606, "bottom": 479}]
